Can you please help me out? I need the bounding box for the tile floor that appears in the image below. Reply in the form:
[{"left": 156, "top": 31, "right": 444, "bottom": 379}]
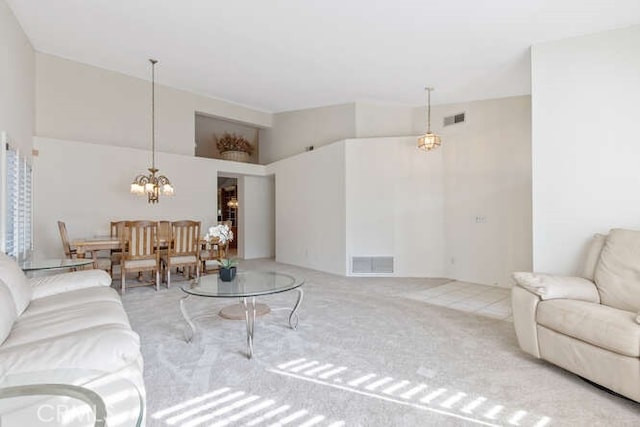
[{"left": 403, "top": 280, "right": 513, "bottom": 321}]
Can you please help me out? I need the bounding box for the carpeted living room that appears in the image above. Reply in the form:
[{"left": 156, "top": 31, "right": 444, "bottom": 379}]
[{"left": 1, "top": 1, "right": 640, "bottom": 426}]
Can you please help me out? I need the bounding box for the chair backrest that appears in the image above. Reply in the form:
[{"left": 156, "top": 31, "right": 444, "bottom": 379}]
[
  {"left": 110, "top": 221, "right": 126, "bottom": 238},
  {"left": 170, "top": 220, "right": 201, "bottom": 256},
  {"left": 158, "top": 221, "right": 171, "bottom": 247},
  {"left": 122, "top": 221, "right": 158, "bottom": 260},
  {"left": 57, "top": 221, "right": 75, "bottom": 259}
]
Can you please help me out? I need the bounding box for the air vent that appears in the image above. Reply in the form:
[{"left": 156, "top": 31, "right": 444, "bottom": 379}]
[
  {"left": 444, "top": 112, "right": 465, "bottom": 127},
  {"left": 351, "top": 257, "right": 394, "bottom": 274}
]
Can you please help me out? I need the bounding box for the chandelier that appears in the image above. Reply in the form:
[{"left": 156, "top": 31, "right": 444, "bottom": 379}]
[
  {"left": 227, "top": 197, "right": 239, "bottom": 209},
  {"left": 130, "top": 59, "right": 174, "bottom": 203},
  {"left": 417, "top": 87, "right": 441, "bottom": 151}
]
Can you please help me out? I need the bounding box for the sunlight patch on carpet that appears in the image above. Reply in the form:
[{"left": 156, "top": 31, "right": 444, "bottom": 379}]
[
  {"left": 150, "top": 386, "right": 344, "bottom": 426},
  {"left": 269, "top": 358, "right": 553, "bottom": 427}
]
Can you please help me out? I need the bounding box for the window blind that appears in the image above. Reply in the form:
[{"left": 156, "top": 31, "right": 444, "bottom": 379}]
[{"left": 1, "top": 140, "right": 32, "bottom": 260}]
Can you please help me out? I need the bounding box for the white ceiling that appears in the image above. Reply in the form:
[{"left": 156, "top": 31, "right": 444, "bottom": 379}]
[{"left": 7, "top": 0, "right": 640, "bottom": 112}]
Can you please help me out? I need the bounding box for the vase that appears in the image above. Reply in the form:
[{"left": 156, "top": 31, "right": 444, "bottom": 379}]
[
  {"left": 219, "top": 266, "right": 237, "bottom": 282},
  {"left": 220, "top": 150, "right": 250, "bottom": 163}
]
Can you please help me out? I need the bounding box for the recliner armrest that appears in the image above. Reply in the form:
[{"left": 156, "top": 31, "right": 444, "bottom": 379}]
[
  {"left": 29, "top": 270, "right": 112, "bottom": 299},
  {"left": 512, "top": 272, "right": 600, "bottom": 303}
]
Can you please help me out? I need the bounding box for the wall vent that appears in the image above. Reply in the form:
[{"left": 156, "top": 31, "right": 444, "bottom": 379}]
[
  {"left": 444, "top": 112, "right": 465, "bottom": 127},
  {"left": 351, "top": 256, "right": 394, "bottom": 274}
]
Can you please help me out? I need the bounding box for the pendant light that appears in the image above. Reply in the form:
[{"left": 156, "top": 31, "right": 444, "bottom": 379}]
[
  {"left": 130, "top": 59, "right": 174, "bottom": 203},
  {"left": 417, "top": 87, "right": 441, "bottom": 151}
]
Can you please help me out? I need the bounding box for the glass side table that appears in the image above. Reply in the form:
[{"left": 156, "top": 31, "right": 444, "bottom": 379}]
[
  {"left": 0, "top": 369, "right": 143, "bottom": 427},
  {"left": 19, "top": 258, "right": 94, "bottom": 273}
]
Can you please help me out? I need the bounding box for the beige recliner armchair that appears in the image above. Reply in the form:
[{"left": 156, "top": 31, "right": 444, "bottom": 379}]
[{"left": 512, "top": 228, "right": 640, "bottom": 403}]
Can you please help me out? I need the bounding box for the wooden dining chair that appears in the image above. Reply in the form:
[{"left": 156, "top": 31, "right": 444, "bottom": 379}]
[
  {"left": 109, "top": 221, "right": 126, "bottom": 270},
  {"left": 200, "top": 236, "right": 224, "bottom": 274},
  {"left": 163, "top": 220, "right": 200, "bottom": 287},
  {"left": 120, "top": 220, "right": 160, "bottom": 294},
  {"left": 57, "top": 221, "right": 78, "bottom": 259},
  {"left": 58, "top": 220, "right": 111, "bottom": 273}
]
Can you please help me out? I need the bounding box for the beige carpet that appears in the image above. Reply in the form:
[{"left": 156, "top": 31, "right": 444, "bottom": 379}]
[{"left": 121, "top": 259, "right": 640, "bottom": 426}]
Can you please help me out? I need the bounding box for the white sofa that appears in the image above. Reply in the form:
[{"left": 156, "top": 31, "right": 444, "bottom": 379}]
[
  {"left": 0, "top": 252, "right": 145, "bottom": 424},
  {"left": 512, "top": 228, "right": 640, "bottom": 403}
]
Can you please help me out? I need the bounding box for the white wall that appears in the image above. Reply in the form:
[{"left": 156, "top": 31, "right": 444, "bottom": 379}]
[
  {"left": 240, "top": 175, "right": 275, "bottom": 259},
  {"left": 35, "top": 53, "right": 272, "bottom": 156},
  {"left": 33, "top": 137, "right": 268, "bottom": 259},
  {"left": 0, "top": 0, "right": 34, "bottom": 155},
  {"left": 532, "top": 25, "right": 640, "bottom": 274},
  {"left": 434, "top": 96, "right": 532, "bottom": 286},
  {"left": 269, "top": 142, "right": 346, "bottom": 275},
  {"left": 345, "top": 137, "right": 445, "bottom": 277},
  {"left": 260, "top": 103, "right": 355, "bottom": 164}
]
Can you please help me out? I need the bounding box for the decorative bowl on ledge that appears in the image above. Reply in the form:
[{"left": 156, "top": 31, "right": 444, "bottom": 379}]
[
  {"left": 220, "top": 150, "right": 250, "bottom": 162},
  {"left": 216, "top": 132, "right": 254, "bottom": 163}
]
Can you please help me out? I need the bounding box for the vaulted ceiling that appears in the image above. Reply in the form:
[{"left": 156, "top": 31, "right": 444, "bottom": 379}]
[{"left": 7, "top": 0, "right": 640, "bottom": 112}]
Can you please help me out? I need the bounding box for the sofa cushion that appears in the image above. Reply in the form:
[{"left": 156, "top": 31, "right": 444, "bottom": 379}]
[
  {"left": 19, "top": 286, "right": 125, "bottom": 320},
  {"left": 0, "top": 252, "right": 32, "bottom": 315},
  {"left": 3, "top": 287, "right": 131, "bottom": 349},
  {"left": 537, "top": 299, "right": 640, "bottom": 357},
  {"left": 580, "top": 233, "right": 606, "bottom": 280},
  {"left": 29, "top": 269, "right": 112, "bottom": 299},
  {"left": 594, "top": 228, "right": 640, "bottom": 312},
  {"left": 0, "top": 324, "right": 141, "bottom": 376},
  {"left": 0, "top": 279, "right": 17, "bottom": 346}
]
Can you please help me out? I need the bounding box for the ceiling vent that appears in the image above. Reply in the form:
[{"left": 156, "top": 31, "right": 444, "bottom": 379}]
[
  {"left": 351, "top": 256, "right": 394, "bottom": 274},
  {"left": 444, "top": 112, "right": 465, "bottom": 127}
]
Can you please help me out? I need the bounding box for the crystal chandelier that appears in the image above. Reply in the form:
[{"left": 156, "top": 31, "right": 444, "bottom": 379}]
[
  {"left": 417, "top": 87, "right": 441, "bottom": 151},
  {"left": 130, "top": 59, "right": 174, "bottom": 203}
]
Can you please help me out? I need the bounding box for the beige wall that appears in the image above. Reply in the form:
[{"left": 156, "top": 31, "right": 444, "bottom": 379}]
[
  {"left": 35, "top": 53, "right": 272, "bottom": 156},
  {"left": 0, "top": 0, "right": 34, "bottom": 155},
  {"left": 532, "top": 25, "right": 640, "bottom": 274},
  {"left": 355, "top": 102, "right": 415, "bottom": 138},
  {"left": 260, "top": 103, "right": 356, "bottom": 164},
  {"left": 432, "top": 95, "right": 532, "bottom": 286},
  {"left": 195, "top": 114, "right": 260, "bottom": 163},
  {"left": 33, "top": 137, "right": 272, "bottom": 260},
  {"left": 345, "top": 137, "right": 446, "bottom": 277},
  {"left": 268, "top": 142, "right": 346, "bottom": 275}
]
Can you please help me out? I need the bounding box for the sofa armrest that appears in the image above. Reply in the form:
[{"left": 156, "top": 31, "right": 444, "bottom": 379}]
[
  {"left": 512, "top": 272, "right": 600, "bottom": 303},
  {"left": 29, "top": 270, "right": 112, "bottom": 300}
]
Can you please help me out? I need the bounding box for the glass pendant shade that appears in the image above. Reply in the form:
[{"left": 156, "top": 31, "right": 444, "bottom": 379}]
[{"left": 417, "top": 133, "right": 441, "bottom": 151}]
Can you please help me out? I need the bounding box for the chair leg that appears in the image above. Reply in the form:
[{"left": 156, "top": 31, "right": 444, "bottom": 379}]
[
  {"left": 155, "top": 270, "right": 160, "bottom": 291},
  {"left": 121, "top": 270, "right": 126, "bottom": 294},
  {"left": 167, "top": 267, "right": 171, "bottom": 289}
]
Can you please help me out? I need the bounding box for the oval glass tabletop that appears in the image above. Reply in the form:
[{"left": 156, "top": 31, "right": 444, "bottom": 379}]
[
  {"left": 182, "top": 271, "right": 304, "bottom": 298},
  {"left": 19, "top": 258, "right": 94, "bottom": 272}
]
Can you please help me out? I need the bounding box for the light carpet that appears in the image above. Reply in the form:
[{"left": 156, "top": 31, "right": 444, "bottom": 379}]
[{"left": 121, "top": 259, "right": 640, "bottom": 427}]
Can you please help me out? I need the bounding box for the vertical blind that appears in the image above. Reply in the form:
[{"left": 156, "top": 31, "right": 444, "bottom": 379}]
[{"left": 1, "top": 140, "right": 32, "bottom": 260}]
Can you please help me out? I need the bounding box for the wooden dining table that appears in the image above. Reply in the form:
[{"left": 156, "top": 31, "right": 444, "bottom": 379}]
[{"left": 71, "top": 236, "right": 121, "bottom": 266}]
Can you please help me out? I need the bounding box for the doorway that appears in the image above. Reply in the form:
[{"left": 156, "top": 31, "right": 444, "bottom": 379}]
[{"left": 218, "top": 176, "right": 238, "bottom": 256}]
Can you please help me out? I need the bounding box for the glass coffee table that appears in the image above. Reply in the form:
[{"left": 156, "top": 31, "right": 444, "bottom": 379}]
[{"left": 180, "top": 271, "right": 304, "bottom": 359}]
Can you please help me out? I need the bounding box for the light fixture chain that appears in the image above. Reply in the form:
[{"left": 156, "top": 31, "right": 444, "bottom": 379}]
[{"left": 151, "top": 59, "right": 156, "bottom": 170}]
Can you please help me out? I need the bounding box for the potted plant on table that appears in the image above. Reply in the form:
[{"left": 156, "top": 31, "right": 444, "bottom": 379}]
[
  {"left": 217, "top": 258, "right": 238, "bottom": 281},
  {"left": 216, "top": 132, "right": 254, "bottom": 163}
]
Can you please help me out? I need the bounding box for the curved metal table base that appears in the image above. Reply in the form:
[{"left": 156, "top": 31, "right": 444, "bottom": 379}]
[{"left": 180, "top": 288, "right": 304, "bottom": 359}]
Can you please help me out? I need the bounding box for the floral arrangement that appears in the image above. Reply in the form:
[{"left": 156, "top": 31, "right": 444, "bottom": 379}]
[
  {"left": 204, "top": 224, "right": 234, "bottom": 245},
  {"left": 215, "top": 132, "right": 254, "bottom": 155}
]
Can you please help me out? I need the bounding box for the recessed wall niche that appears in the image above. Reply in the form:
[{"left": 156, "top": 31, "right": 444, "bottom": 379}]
[{"left": 195, "top": 113, "right": 261, "bottom": 164}]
